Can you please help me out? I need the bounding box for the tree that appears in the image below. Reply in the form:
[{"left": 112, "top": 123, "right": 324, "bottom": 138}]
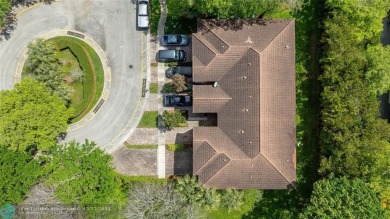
[
  {"left": 162, "top": 110, "right": 186, "bottom": 130},
  {"left": 299, "top": 178, "right": 386, "bottom": 219},
  {"left": 170, "top": 74, "right": 187, "bottom": 93},
  {"left": 365, "top": 45, "right": 390, "bottom": 94},
  {"left": 126, "top": 182, "right": 202, "bottom": 218},
  {"left": 0, "top": 147, "right": 42, "bottom": 206},
  {"left": 25, "top": 38, "right": 71, "bottom": 105},
  {"left": 0, "top": 0, "right": 11, "bottom": 28},
  {"left": 167, "top": 0, "right": 303, "bottom": 19},
  {"left": 45, "top": 140, "right": 126, "bottom": 208},
  {"left": 220, "top": 189, "right": 243, "bottom": 212},
  {"left": 0, "top": 78, "right": 73, "bottom": 153},
  {"left": 175, "top": 175, "right": 211, "bottom": 208}
]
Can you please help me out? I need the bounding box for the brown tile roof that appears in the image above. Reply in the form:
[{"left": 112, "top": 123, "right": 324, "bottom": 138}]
[{"left": 192, "top": 19, "right": 296, "bottom": 189}]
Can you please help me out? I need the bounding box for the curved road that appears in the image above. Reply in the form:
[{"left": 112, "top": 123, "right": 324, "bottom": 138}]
[{"left": 0, "top": 0, "right": 149, "bottom": 152}]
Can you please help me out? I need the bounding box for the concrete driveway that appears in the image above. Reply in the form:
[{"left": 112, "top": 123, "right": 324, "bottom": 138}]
[{"left": 0, "top": 0, "right": 149, "bottom": 152}]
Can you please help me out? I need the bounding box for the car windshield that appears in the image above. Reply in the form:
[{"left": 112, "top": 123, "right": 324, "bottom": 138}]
[
  {"left": 173, "top": 97, "right": 181, "bottom": 103},
  {"left": 167, "top": 35, "right": 178, "bottom": 43},
  {"left": 138, "top": 2, "right": 148, "bottom": 15},
  {"left": 175, "top": 50, "right": 178, "bottom": 58}
]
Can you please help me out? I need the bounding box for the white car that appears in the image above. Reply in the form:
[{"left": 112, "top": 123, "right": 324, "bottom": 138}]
[{"left": 137, "top": 0, "right": 149, "bottom": 29}]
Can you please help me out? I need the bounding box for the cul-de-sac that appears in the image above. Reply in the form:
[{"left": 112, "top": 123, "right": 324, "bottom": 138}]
[{"left": 1, "top": 0, "right": 390, "bottom": 218}]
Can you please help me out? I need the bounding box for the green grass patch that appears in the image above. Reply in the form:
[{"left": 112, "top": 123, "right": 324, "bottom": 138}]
[
  {"left": 150, "top": 0, "right": 161, "bottom": 36},
  {"left": 150, "top": 83, "right": 158, "bottom": 93},
  {"left": 137, "top": 111, "right": 158, "bottom": 128},
  {"left": 124, "top": 143, "right": 158, "bottom": 149},
  {"left": 46, "top": 36, "right": 104, "bottom": 123}
]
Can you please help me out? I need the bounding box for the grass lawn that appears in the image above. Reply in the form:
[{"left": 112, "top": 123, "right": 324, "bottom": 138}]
[
  {"left": 150, "top": 82, "right": 158, "bottom": 93},
  {"left": 137, "top": 111, "right": 158, "bottom": 128},
  {"left": 150, "top": 0, "right": 161, "bottom": 36},
  {"left": 124, "top": 143, "right": 158, "bottom": 149},
  {"left": 47, "top": 36, "right": 104, "bottom": 123}
]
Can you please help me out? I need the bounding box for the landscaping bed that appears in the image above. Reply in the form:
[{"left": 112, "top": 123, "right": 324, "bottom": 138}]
[{"left": 47, "top": 36, "right": 104, "bottom": 123}]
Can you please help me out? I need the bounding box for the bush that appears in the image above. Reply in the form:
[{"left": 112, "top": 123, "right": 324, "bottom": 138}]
[
  {"left": 166, "top": 143, "right": 185, "bottom": 152},
  {"left": 171, "top": 74, "right": 187, "bottom": 92},
  {"left": 162, "top": 83, "right": 175, "bottom": 93},
  {"left": 162, "top": 110, "right": 186, "bottom": 130}
]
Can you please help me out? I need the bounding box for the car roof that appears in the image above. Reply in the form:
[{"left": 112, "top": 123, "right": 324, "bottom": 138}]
[{"left": 138, "top": 3, "right": 148, "bottom": 15}]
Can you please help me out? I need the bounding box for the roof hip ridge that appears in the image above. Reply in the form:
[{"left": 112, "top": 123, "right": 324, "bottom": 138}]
[
  {"left": 257, "top": 19, "right": 294, "bottom": 53},
  {"left": 259, "top": 153, "right": 296, "bottom": 188},
  {"left": 193, "top": 33, "right": 220, "bottom": 56}
]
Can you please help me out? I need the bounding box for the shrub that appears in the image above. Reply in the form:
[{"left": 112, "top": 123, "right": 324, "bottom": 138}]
[
  {"left": 171, "top": 74, "right": 187, "bottom": 93},
  {"left": 166, "top": 143, "right": 185, "bottom": 152},
  {"left": 162, "top": 110, "right": 186, "bottom": 130},
  {"left": 162, "top": 83, "right": 175, "bottom": 93}
]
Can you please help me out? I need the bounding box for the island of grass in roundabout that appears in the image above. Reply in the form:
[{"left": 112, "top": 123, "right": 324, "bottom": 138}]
[{"left": 22, "top": 36, "right": 104, "bottom": 123}]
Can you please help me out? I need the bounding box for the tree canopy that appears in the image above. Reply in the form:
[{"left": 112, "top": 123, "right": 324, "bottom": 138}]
[
  {"left": 167, "top": 0, "right": 302, "bottom": 19},
  {"left": 0, "top": 78, "right": 73, "bottom": 153},
  {"left": 319, "top": 0, "right": 390, "bottom": 211},
  {"left": 45, "top": 140, "right": 126, "bottom": 207},
  {"left": 299, "top": 178, "right": 386, "bottom": 219},
  {"left": 126, "top": 182, "right": 201, "bottom": 218},
  {"left": 0, "top": 147, "right": 42, "bottom": 206},
  {"left": 24, "top": 39, "right": 71, "bottom": 105}
]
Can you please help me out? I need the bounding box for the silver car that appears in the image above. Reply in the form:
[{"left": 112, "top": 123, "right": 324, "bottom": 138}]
[{"left": 137, "top": 0, "right": 149, "bottom": 29}]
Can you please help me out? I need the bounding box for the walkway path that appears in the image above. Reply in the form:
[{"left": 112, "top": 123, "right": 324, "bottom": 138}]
[{"left": 157, "top": 0, "right": 168, "bottom": 178}]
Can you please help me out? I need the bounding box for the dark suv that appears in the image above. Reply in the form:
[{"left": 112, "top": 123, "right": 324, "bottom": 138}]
[
  {"left": 166, "top": 66, "right": 192, "bottom": 78},
  {"left": 157, "top": 50, "right": 186, "bottom": 62},
  {"left": 163, "top": 95, "right": 192, "bottom": 107}
]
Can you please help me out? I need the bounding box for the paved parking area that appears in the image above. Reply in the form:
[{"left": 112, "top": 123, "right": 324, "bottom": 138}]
[
  {"left": 126, "top": 128, "right": 158, "bottom": 145},
  {"left": 112, "top": 146, "right": 157, "bottom": 176},
  {"left": 165, "top": 148, "right": 193, "bottom": 177}
]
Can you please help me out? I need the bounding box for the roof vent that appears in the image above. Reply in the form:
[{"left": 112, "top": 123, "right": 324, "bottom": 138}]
[
  {"left": 250, "top": 175, "right": 253, "bottom": 178},
  {"left": 213, "top": 82, "right": 218, "bottom": 87},
  {"left": 248, "top": 63, "right": 251, "bottom": 66},
  {"left": 240, "top": 130, "right": 244, "bottom": 133},
  {"left": 242, "top": 76, "right": 247, "bottom": 79},
  {"left": 244, "top": 109, "right": 249, "bottom": 112},
  {"left": 251, "top": 164, "right": 254, "bottom": 167},
  {"left": 248, "top": 95, "right": 252, "bottom": 98},
  {"left": 285, "top": 45, "right": 289, "bottom": 48},
  {"left": 245, "top": 36, "right": 253, "bottom": 44},
  {"left": 249, "top": 141, "right": 252, "bottom": 144}
]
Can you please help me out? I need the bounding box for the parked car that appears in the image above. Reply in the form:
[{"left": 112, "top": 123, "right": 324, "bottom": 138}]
[
  {"left": 137, "top": 0, "right": 149, "bottom": 29},
  {"left": 163, "top": 95, "right": 192, "bottom": 107},
  {"left": 160, "top": 34, "right": 190, "bottom": 46},
  {"left": 166, "top": 66, "right": 192, "bottom": 78},
  {"left": 157, "top": 49, "right": 186, "bottom": 62}
]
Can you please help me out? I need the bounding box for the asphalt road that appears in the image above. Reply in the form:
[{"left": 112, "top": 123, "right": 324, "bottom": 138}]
[{"left": 0, "top": 0, "right": 147, "bottom": 152}]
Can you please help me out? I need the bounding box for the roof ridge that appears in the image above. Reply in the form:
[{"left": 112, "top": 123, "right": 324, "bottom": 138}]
[
  {"left": 209, "top": 29, "right": 231, "bottom": 49},
  {"left": 193, "top": 33, "right": 220, "bottom": 56},
  {"left": 193, "top": 141, "right": 217, "bottom": 173},
  {"left": 193, "top": 140, "right": 216, "bottom": 174},
  {"left": 257, "top": 19, "right": 294, "bottom": 53},
  {"left": 259, "top": 153, "right": 296, "bottom": 188},
  {"left": 194, "top": 152, "right": 231, "bottom": 184}
]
